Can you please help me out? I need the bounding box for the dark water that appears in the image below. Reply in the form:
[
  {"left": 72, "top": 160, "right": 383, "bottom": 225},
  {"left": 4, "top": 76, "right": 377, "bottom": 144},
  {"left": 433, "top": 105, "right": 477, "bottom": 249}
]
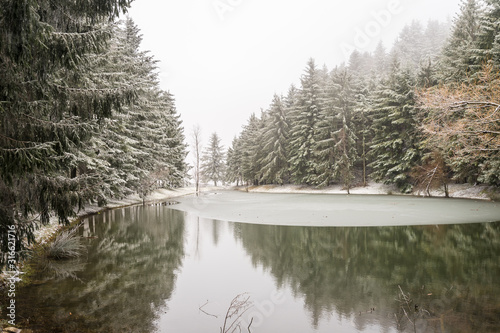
[{"left": 14, "top": 201, "right": 500, "bottom": 332}]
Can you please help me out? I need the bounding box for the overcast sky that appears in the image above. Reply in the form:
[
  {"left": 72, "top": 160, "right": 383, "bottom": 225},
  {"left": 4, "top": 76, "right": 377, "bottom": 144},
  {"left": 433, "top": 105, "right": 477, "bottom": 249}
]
[{"left": 127, "top": 0, "right": 461, "bottom": 153}]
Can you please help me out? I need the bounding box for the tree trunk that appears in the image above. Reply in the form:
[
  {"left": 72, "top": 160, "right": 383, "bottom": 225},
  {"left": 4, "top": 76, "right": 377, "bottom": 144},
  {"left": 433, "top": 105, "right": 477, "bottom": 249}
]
[{"left": 362, "top": 135, "right": 367, "bottom": 187}]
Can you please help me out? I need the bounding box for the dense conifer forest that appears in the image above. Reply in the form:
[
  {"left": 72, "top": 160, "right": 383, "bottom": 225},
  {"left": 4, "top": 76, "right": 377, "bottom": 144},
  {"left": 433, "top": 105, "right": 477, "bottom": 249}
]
[
  {"left": 226, "top": 0, "right": 500, "bottom": 196},
  {"left": 0, "top": 0, "right": 187, "bottom": 267}
]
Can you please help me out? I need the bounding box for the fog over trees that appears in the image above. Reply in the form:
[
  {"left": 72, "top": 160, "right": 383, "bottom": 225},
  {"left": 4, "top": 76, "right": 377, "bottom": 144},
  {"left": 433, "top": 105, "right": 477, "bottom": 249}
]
[{"left": 227, "top": 0, "right": 500, "bottom": 194}]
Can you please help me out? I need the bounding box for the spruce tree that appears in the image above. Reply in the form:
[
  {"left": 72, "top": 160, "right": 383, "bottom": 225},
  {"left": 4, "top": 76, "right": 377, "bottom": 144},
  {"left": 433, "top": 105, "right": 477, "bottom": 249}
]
[
  {"left": 94, "top": 19, "right": 187, "bottom": 199},
  {"left": 439, "top": 0, "right": 483, "bottom": 82},
  {"left": 373, "top": 42, "right": 388, "bottom": 76},
  {"left": 201, "top": 132, "right": 225, "bottom": 186},
  {"left": 226, "top": 137, "right": 243, "bottom": 186},
  {"left": 259, "top": 95, "right": 290, "bottom": 185},
  {"left": 474, "top": 0, "right": 500, "bottom": 67},
  {"left": 239, "top": 114, "right": 262, "bottom": 185},
  {"left": 288, "top": 58, "right": 326, "bottom": 184},
  {"left": 331, "top": 70, "right": 358, "bottom": 193},
  {"left": 369, "top": 60, "right": 421, "bottom": 192},
  {"left": 313, "top": 67, "right": 341, "bottom": 187},
  {"left": 392, "top": 21, "right": 425, "bottom": 69},
  {"left": 422, "top": 20, "right": 452, "bottom": 63}
]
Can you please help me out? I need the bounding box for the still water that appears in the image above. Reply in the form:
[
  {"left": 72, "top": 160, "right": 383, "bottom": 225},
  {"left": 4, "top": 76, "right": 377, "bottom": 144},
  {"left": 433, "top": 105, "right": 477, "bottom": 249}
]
[{"left": 17, "top": 193, "right": 500, "bottom": 332}]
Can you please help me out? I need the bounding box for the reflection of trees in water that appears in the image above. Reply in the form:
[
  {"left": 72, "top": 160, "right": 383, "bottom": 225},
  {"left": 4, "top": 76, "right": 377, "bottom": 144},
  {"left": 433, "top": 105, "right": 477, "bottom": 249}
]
[
  {"left": 234, "top": 222, "right": 500, "bottom": 332},
  {"left": 18, "top": 206, "right": 186, "bottom": 333}
]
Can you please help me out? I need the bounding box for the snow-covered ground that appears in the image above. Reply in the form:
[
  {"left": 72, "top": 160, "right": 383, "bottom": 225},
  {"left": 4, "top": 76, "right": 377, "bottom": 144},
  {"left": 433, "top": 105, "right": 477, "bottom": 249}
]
[
  {"left": 234, "top": 181, "right": 497, "bottom": 200},
  {"left": 234, "top": 181, "right": 396, "bottom": 195},
  {"left": 33, "top": 187, "right": 200, "bottom": 244}
]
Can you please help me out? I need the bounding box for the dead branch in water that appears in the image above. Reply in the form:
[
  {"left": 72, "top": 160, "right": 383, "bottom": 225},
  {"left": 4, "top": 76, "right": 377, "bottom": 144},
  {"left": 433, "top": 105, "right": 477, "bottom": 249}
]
[{"left": 221, "top": 293, "right": 253, "bottom": 333}]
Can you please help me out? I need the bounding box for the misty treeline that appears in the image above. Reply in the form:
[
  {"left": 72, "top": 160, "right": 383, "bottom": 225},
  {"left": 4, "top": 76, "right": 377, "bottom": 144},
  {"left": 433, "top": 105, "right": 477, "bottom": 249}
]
[
  {"left": 225, "top": 0, "right": 500, "bottom": 195},
  {"left": 0, "top": 0, "right": 187, "bottom": 266}
]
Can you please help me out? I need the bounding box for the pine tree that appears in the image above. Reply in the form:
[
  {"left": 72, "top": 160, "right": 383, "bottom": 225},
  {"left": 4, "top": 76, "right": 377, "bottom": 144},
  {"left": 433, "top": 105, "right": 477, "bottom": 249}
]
[
  {"left": 225, "top": 137, "right": 243, "bottom": 186},
  {"left": 331, "top": 70, "right": 358, "bottom": 193},
  {"left": 239, "top": 114, "right": 262, "bottom": 185},
  {"left": 288, "top": 58, "right": 326, "bottom": 184},
  {"left": 422, "top": 20, "right": 452, "bottom": 63},
  {"left": 259, "top": 95, "right": 290, "bottom": 185},
  {"left": 474, "top": 0, "right": 500, "bottom": 67},
  {"left": 373, "top": 41, "right": 388, "bottom": 76},
  {"left": 352, "top": 70, "right": 377, "bottom": 187},
  {"left": 313, "top": 67, "right": 341, "bottom": 187},
  {"left": 201, "top": 132, "right": 225, "bottom": 186},
  {"left": 439, "top": 0, "right": 483, "bottom": 82},
  {"left": 392, "top": 21, "right": 425, "bottom": 69},
  {"left": 369, "top": 60, "right": 421, "bottom": 192}
]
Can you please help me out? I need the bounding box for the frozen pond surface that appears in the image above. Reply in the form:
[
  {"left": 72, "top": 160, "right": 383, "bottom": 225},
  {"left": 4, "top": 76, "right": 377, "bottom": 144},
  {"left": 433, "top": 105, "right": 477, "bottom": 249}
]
[
  {"left": 17, "top": 193, "right": 500, "bottom": 332},
  {"left": 173, "top": 191, "right": 500, "bottom": 226}
]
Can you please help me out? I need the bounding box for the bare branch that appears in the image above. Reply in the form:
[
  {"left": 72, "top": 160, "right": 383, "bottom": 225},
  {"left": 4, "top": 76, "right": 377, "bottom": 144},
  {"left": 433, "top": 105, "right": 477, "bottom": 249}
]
[
  {"left": 199, "top": 300, "right": 218, "bottom": 318},
  {"left": 221, "top": 293, "right": 253, "bottom": 333}
]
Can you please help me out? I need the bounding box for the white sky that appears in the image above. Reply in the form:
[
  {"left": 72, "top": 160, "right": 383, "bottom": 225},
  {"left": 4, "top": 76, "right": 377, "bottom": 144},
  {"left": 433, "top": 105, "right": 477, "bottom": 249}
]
[{"left": 126, "top": 0, "right": 461, "bottom": 152}]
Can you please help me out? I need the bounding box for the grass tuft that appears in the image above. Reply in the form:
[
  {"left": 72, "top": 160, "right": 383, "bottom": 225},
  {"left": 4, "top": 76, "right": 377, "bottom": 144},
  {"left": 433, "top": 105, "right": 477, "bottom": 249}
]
[{"left": 46, "top": 229, "right": 86, "bottom": 260}]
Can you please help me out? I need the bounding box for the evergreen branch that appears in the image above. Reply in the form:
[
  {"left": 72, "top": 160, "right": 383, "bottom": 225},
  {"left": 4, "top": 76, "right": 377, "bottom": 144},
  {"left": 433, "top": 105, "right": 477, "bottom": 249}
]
[
  {"left": 51, "top": 82, "right": 134, "bottom": 94},
  {"left": 0, "top": 133, "right": 42, "bottom": 146},
  {"left": 51, "top": 28, "right": 110, "bottom": 37}
]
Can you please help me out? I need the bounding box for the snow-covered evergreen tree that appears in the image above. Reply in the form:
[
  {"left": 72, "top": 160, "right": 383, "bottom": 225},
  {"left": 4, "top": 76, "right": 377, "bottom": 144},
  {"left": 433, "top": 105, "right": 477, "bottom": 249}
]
[
  {"left": 439, "top": 0, "right": 483, "bottom": 82},
  {"left": 422, "top": 20, "right": 452, "bottom": 63},
  {"left": 288, "top": 58, "right": 326, "bottom": 184},
  {"left": 313, "top": 67, "right": 359, "bottom": 189},
  {"left": 331, "top": 70, "right": 358, "bottom": 193},
  {"left": 0, "top": 11, "right": 189, "bottom": 268},
  {"left": 313, "top": 67, "right": 341, "bottom": 187},
  {"left": 226, "top": 137, "right": 243, "bottom": 186},
  {"left": 369, "top": 60, "right": 421, "bottom": 192},
  {"left": 393, "top": 20, "right": 450, "bottom": 72},
  {"left": 239, "top": 114, "right": 262, "bottom": 185},
  {"left": 373, "top": 42, "right": 389, "bottom": 77},
  {"left": 95, "top": 19, "right": 187, "bottom": 200},
  {"left": 392, "top": 21, "right": 425, "bottom": 69},
  {"left": 201, "top": 132, "right": 226, "bottom": 186},
  {"left": 474, "top": 0, "right": 500, "bottom": 68},
  {"left": 259, "top": 95, "right": 290, "bottom": 185}
]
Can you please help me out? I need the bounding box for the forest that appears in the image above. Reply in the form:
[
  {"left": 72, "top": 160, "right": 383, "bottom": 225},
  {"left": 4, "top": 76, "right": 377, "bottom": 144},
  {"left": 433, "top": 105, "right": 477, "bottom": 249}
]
[
  {"left": 1, "top": 0, "right": 500, "bottom": 268},
  {"left": 0, "top": 0, "right": 187, "bottom": 267},
  {"left": 224, "top": 0, "right": 500, "bottom": 196}
]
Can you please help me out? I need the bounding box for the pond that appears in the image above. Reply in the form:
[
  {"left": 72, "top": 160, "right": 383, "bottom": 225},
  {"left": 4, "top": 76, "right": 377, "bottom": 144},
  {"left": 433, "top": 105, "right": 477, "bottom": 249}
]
[{"left": 16, "top": 192, "right": 500, "bottom": 332}]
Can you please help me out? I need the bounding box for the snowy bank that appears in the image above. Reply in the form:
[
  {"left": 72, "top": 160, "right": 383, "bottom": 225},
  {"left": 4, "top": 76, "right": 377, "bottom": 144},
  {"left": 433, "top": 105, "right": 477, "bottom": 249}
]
[
  {"left": 233, "top": 181, "right": 396, "bottom": 196},
  {"left": 232, "top": 182, "right": 499, "bottom": 201},
  {"left": 33, "top": 187, "right": 203, "bottom": 244}
]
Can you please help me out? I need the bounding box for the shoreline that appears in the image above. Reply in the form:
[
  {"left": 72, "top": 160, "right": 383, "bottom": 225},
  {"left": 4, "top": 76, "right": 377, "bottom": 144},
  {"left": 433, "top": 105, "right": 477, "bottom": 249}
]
[
  {"left": 31, "top": 187, "right": 208, "bottom": 246},
  {"left": 12, "top": 181, "right": 500, "bottom": 248},
  {"left": 5, "top": 181, "right": 498, "bottom": 267},
  {"left": 1, "top": 182, "right": 498, "bottom": 332},
  {"left": 231, "top": 182, "right": 498, "bottom": 201}
]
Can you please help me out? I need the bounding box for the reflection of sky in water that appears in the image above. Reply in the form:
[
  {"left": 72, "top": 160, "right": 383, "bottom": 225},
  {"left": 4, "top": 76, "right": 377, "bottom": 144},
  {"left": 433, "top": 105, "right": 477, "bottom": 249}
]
[
  {"left": 18, "top": 200, "right": 500, "bottom": 333},
  {"left": 154, "top": 214, "right": 378, "bottom": 333}
]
